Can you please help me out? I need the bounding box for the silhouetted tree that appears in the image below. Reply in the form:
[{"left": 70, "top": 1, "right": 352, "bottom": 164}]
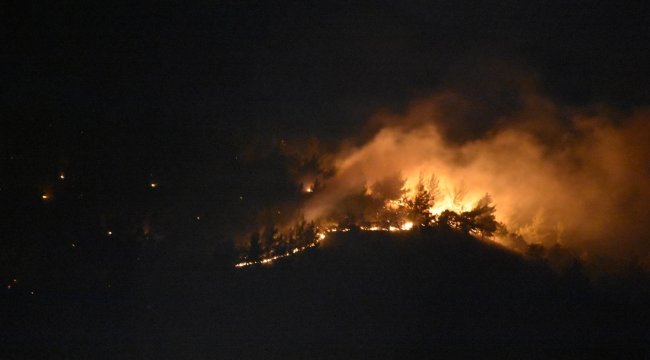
[
  {"left": 249, "top": 232, "right": 261, "bottom": 262},
  {"left": 495, "top": 224, "right": 529, "bottom": 253},
  {"left": 275, "top": 233, "right": 289, "bottom": 255},
  {"left": 405, "top": 177, "right": 437, "bottom": 227},
  {"left": 299, "top": 220, "right": 316, "bottom": 246},
  {"left": 262, "top": 224, "right": 278, "bottom": 254},
  {"left": 458, "top": 194, "right": 498, "bottom": 238},
  {"left": 437, "top": 210, "right": 462, "bottom": 230},
  {"left": 290, "top": 218, "right": 316, "bottom": 247},
  {"left": 376, "top": 202, "right": 407, "bottom": 229}
]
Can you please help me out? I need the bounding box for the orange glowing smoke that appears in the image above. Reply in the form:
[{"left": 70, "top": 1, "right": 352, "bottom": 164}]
[{"left": 298, "top": 90, "right": 650, "bottom": 261}]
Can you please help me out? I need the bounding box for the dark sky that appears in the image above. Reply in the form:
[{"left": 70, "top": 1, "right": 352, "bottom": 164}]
[
  {"left": 1, "top": 0, "right": 649, "bottom": 277},
  {"left": 5, "top": 1, "right": 649, "bottom": 136}
]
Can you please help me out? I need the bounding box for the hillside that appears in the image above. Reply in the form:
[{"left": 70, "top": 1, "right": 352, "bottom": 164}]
[{"left": 4, "top": 230, "right": 649, "bottom": 359}]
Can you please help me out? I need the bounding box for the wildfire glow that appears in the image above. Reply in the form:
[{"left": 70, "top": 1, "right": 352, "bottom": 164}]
[
  {"left": 237, "top": 88, "right": 650, "bottom": 269},
  {"left": 288, "top": 94, "right": 650, "bottom": 267}
]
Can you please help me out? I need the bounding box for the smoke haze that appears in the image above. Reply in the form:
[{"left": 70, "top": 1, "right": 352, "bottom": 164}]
[{"left": 301, "top": 84, "right": 650, "bottom": 261}]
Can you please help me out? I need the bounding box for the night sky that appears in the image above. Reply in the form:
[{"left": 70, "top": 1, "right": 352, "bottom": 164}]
[{"left": 2, "top": 1, "right": 650, "bottom": 358}]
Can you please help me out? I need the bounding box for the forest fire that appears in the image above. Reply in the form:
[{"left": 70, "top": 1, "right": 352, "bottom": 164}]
[
  {"left": 236, "top": 90, "right": 650, "bottom": 268},
  {"left": 235, "top": 182, "right": 498, "bottom": 268}
]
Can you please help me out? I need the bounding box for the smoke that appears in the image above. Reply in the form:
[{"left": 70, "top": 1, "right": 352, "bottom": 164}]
[{"left": 300, "top": 86, "right": 650, "bottom": 261}]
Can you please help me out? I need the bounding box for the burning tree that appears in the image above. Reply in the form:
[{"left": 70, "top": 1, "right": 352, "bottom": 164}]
[
  {"left": 404, "top": 175, "right": 439, "bottom": 228},
  {"left": 262, "top": 224, "right": 279, "bottom": 254},
  {"left": 437, "top": 210, "right": 462, "bottom": 231},
  {"left": 236, "top": 174, "right": 501, "bottom": 267},
  {"left": 459, "top": 194, "right": 498, "bottom": 238},
  {"left": 430, "top": 194, "right": 498, "bottom": 239},
  {"left": 435, "top": 194, "right": 498, "bottom": 238}
]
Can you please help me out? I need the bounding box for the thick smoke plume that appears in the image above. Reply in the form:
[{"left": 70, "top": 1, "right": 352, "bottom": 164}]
[{"left": 302, "top": 88, "right": 650, "bottom": 262}]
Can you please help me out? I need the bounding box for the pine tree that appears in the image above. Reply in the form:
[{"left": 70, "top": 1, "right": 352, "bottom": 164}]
[
  {"left": 249, "top": 232, "right": 261, "bottom": 262},
  {"left": 458, "top": 194, "right": 498, "bottom": 238},
  {"left": 406, "top": 177, "right": 437, "bottom": 227}
]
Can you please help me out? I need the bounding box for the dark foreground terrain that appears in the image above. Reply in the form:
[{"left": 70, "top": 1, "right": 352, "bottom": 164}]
[{"left": 3, "top": 230, "right": 649, "bottom": 359}]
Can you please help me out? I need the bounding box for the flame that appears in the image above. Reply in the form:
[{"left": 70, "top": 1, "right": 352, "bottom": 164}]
[
  {"left": 234, "top": 222, "right": 423, "bottom": 269},
  {"left": 237, "top": 88, "right": 650, "bottom": 268},
  {"left": 302, "top": 180, "right": 316, "bottom": 193},
  {"left": 235, "top": 240, "right": 322, "bottom": 268}
]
